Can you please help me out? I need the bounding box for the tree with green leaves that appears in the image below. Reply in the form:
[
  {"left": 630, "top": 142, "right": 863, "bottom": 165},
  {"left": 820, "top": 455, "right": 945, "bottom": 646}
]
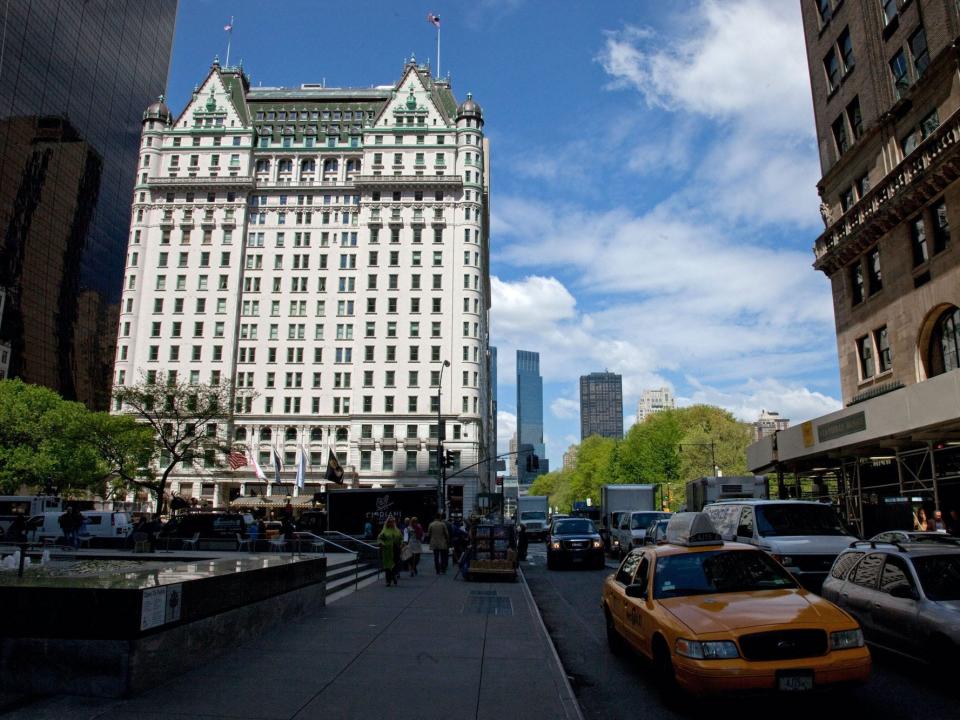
[{"left": 113, "top": 377, "right": 235, "bottom": 515}]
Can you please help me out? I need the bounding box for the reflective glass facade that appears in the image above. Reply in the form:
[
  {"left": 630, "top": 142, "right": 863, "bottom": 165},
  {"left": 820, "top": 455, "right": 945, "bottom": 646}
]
[
  {"left": 516, "top": 349, "right": 546, "bottom": 483},
  {"left": 0, "top": 0, "right": 177, "bottom": 407}
]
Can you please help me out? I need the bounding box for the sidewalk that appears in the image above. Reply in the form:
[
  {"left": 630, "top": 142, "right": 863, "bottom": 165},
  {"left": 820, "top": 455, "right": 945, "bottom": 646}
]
[{"left": 2, "top": 564, "right": 582, "bottom": 720}]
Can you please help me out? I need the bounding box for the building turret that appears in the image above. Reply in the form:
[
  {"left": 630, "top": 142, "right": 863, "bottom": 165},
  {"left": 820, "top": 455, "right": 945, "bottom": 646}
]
[
  {"left": 456, "top": 92, "right": 483, "bottom": 127},
  {"left": 142, "top": 94, "right": 172, "bottom": 126}
]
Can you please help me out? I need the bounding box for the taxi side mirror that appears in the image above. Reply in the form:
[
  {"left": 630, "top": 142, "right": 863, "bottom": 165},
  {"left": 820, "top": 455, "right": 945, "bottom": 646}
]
[
  {"left": 625, "top": 583, "right": 646, "bottom": 599},
  {"left": 890, "top": 584, "right": 919, "bottom": 601}
]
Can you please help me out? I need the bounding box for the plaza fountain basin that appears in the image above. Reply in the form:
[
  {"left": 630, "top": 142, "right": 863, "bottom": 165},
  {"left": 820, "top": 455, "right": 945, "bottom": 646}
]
[{"left": 0, "top": 554, "right": 326, "bottom": 696}]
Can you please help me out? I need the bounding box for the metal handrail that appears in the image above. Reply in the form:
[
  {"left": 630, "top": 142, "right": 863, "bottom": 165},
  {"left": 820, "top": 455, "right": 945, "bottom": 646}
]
[
  {"left": 292, "top": 531, "right": 356, "bottom": 555},
  {"left": 322, "top": 531, "right": 379, "bottom": 551}
]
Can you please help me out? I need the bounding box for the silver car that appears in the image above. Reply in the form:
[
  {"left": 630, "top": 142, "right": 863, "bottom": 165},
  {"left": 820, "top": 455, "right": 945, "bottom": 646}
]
[{"left": 821, "top": 542, "right": 960, "bottom": 662}]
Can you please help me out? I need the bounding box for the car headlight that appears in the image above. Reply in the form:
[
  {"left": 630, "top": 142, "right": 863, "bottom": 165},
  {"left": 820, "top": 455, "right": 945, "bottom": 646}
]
[
  {"left": 550, "top": 542, "right": 561, "bottom": 550},
  {"left": 830, "top": 629, "right": 864, "bottom": 650},
  {"left": 592, "top": 540, "right": 603, "bottom": 549},
  {"left": 675, "top": 639, "right": 739, "bottom": 660}
]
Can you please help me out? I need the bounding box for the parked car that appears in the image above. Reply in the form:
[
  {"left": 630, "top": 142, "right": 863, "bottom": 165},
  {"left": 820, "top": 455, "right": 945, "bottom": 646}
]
[
  {"left": 547, "top": 518, "right": 605, "bottom": 569},
  {"left": 614, "top": 511, "right": 672, "bottom": 559},
  {"left": 822, "top": 542, "right": 960, "bottom": 662},
  {"left": 869, "top": 530, "right": 960, "bottom": 546},
  {"left": 644, "top": 518, "right": 671, "bottom": 545},
  {"left": 156, "top": 512, "right": 247, "bottom": 541},
  {"left": 30, "top": 510, "right": 132, "bottom": 545},
  {"left": 602, "top": 512, "right": 871, "bottom": 695},
  {"left": 703, "top": 500, "right": 858, "bottom": 591}
]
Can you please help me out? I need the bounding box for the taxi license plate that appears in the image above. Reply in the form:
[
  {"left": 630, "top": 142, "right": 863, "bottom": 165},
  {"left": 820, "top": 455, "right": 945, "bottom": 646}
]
[{"left": 777, "top": 671, "right": 813, "bottom": 692}]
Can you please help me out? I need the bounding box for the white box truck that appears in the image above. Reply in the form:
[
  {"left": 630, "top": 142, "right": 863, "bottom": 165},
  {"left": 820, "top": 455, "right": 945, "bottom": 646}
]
[
  {"left": 685, "top": 475, "right": 769, "bottom": 512},
  {"left": 518, "top": 495, "right": 550, "bottom": 542},
  {"left": 600, "top": 484, "right": 658, "bottom": 552}
]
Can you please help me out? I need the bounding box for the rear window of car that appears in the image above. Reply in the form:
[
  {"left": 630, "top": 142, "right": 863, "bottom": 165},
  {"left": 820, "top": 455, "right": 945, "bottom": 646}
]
[{"left": 830, "top": 551, "right": 864, "bottom": 579}]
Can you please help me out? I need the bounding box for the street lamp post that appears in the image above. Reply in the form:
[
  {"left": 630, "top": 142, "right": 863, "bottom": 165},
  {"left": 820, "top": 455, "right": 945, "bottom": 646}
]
[{"left": 437, "top": 359, "right": 450, "bottom": 515}]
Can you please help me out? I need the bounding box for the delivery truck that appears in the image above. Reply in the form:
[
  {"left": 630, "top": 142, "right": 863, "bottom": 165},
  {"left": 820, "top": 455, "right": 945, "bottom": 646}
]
[
  {"left": 685, "top": 475, "right": 768, "bottom": 512},
  {"left": 600, "top": 484, "right": 658, "bottom": 551},
  {"left": 517, "top": 495, "right": 550, "bottom": 541}
]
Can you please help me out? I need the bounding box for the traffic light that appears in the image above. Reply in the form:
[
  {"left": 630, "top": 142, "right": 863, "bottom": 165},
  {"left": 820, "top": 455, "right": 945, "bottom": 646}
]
[
  {"left": 525, "top": 454, "right": 540, "bottom": 472},
  {"left": 442, "top": 449, "right": 454, "bottom": 468}
]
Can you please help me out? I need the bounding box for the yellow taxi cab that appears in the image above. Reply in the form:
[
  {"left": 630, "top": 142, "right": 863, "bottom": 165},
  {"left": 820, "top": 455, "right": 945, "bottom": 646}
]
[{"left": 601, "top": 512, "right": 870, "bottom": 695}]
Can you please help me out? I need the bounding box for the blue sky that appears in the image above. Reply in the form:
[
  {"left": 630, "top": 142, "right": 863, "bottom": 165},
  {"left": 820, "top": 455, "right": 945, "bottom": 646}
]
[{"left": 167, "top": 1, "right": 843, "bottom": 470}]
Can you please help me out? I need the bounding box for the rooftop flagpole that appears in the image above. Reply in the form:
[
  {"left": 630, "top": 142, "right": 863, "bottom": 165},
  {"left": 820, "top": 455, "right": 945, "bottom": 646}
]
[
  {"left": 224, "top": 17, "right": 234, "bottom": 66},
  {"left": 427, "top": 13, "right": 441, "bottom": 78}
]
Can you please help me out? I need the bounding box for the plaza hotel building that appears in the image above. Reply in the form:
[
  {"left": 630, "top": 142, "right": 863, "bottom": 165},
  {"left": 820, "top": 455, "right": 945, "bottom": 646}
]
[{"left": 114, "top": 57, "right": 493, "bottom": 515}]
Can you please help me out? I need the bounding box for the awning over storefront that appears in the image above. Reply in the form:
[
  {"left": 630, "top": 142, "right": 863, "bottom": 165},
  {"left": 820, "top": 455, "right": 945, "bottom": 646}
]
[{"left": 229, "top": 496, "right": 318, "bottom": 510}]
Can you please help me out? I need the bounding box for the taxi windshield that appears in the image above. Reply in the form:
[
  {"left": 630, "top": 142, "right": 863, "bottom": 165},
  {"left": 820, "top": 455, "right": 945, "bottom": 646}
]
[
  {"left": 653, "top": 550, "right": 797, "bottom": 599},
  {"left": 911, "top": 555, "right": 960, "bottom": 601},
  {"left": 552, "top": 519, "right": 595, "bottom": 535},
  {"left": 755, "top": 504, "right": 848, "bottom": 537}
]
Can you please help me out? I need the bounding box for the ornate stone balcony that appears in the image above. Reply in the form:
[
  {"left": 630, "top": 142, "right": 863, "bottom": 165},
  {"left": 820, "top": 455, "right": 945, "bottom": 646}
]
[
  {"left": 148, "top": 174, "right": 254, "bottom": 189},
  {"left": 354, "top": 174, "right": 463, "bottom": 189},
  {"left": 814, "top": 109, "right": 960, "bottom": 275}
]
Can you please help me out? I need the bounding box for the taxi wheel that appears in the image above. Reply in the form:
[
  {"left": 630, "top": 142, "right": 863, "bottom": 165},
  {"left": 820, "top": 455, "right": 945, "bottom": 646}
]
[
  {"left": 652, "top": 636, "right": 677, "bottom": 690},
  {"left": 604, "top": 606, "right": 623, "bottom": 654}
]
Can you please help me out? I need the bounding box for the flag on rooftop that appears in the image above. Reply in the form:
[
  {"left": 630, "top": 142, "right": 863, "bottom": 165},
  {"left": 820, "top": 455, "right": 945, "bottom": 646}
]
[{"left": 427, "top": 13, "right": 440, "bottom": 28}]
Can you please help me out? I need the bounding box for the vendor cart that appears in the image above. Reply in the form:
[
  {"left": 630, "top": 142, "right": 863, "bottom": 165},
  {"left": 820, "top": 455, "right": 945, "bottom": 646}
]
[{"left": 466, "top": 523, "right": 517, "bottom": 581}]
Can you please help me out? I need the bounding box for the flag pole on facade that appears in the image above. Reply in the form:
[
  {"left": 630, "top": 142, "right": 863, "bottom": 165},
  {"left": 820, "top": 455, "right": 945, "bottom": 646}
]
[
  {"left": 224, "top": 17, "right": 234, "bottom": 67},
  {"left": 272, "top": 445, "right": 283, "bottom": 485},
  {"left": 427, "top": 13, "right": 441, "bottom": 78},
  {"left": 325, "top": 449, "right": 345, "bottom": 484},
  {"left": 295, "top": 446, "right": 306, "bottom": 493},
  {"left": 251, "top": 445, "right": 267, "bottom": 482}
]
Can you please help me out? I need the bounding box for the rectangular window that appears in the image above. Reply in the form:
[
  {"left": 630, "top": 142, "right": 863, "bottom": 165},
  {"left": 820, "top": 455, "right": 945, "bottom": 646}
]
[
  {"left": 876, "top": 326, "right": 892, "bottom": 373},
  {"left": 910, "top": 27, "right": 930, "bottom": 77},
  {"left": 850, "top": 261, "right": 864, "bottom": 305},
  {"left": 383, "top": 451, "right": 394, "bottom": 471},
  {"left": 832, "top": 114, "right": 849, "bottom": 155},
  {"left": 857, "top": 334, "right": 875, "bottom": 380},
  {"left": 890, "top": 49, "right": 909, "bottom": 99},
  {"left": 817, "top": 0, "right": 832, "bottom": 25},
  {"left": 846, "top": 97, "right": 863, "bottom": 141},
  {"left": 838, "top": 27, "right": 854, "bottom": 72},
  {"left": 406, "top": 451, "right": 418, "bottom": 471},
  {"left": 866, "top": 248, "right": 882, "bottom": 295},
  {"left": 911, "top": 216, "right": 929, "bottom": 266},
  {"left": 932, "top": 199, "right": 950, "bottom": 254},
  {"left": 824, "top": 48, "right": 840, "bottom": 92}
]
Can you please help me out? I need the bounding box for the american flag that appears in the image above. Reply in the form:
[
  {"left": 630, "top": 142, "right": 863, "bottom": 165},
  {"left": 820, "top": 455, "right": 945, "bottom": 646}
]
[
  {"left": 427, "top": 13, "right": 440, "bottom": 28},
  {"left": 228, "top": 450, "right": 247, "bottom": 469}
]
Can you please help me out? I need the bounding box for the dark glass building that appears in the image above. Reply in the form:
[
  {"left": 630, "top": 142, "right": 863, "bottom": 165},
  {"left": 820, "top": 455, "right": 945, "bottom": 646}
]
[
  {"left": 0, "top": 0, "right": 178, "bottom": 408},
  {"left": 579, "top": 371, "right": 623, "bottom": 440},
  {"left": 516, "top": 349, "right": 547, "bottom": 483}
]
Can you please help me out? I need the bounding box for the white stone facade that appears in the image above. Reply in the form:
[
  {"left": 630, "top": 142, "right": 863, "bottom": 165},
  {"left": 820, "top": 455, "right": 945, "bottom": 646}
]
[
  {"left": 113, "top": 59, "right": 492, "bottom": 516},
  {"left": 636, "top": 387, "right": 675, "bottom": 423}
]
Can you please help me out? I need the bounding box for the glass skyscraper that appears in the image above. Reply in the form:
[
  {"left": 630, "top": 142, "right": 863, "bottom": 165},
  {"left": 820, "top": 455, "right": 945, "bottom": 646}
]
[
  {"left": 0, "top": 0, "right": 178, "bottom": 408},
  {"left": 579, "top": 371, "right": 623, "bottom": 440},
  {"left": 516, "top": 349, "right": 547, "bottom": 483}
]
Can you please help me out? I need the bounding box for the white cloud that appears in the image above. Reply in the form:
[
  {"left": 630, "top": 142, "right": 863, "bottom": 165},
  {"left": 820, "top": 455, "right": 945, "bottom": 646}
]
[
  {"left": 598, "top": 2, "right": 812, "bottom": 137},
  {"left": 491, "top": 275, "right": 577, "bottom": 335},
  {"left": 678, "top": 377, "right": 842, "bottom": 425},
  {"left": 550, "top": 397, "right": 580, "bottom": 420},
  {"left": 497, "top": 411, "right": 517, "bottom": 454}
]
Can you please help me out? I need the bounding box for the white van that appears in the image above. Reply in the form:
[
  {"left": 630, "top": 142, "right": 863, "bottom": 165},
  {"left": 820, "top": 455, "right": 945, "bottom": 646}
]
[
  {"left": 703, "top": 500, "right": 858, "bottom": 591},
  {"left": 31, "top": 510, "right": 132, "bottom": 545}
]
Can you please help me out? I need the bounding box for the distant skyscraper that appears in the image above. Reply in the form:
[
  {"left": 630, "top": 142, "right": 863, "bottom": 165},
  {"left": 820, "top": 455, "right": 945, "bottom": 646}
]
[
  {"left": 637, "top": 387, "right": 675, "bottom": 423},
  {"left": 579, "top": 372, "right": 623, "bottom": 439},
  {"left": 0, "top": 0, "right": 178, "bottom": 408},
  {"left": 516, "top": 350, "right": 546, "bottom": 483},
  {"left": 562, "top": 444, "right": 578, "bottom": 471},
  {"left": 753, "top": 410, "right": 789, "bottom": 441},
  {"left": 489, "top": 346, "right": 498, "bottom": 489}
]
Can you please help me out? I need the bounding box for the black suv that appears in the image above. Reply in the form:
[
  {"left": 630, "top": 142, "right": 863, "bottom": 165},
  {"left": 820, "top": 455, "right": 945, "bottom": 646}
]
[{"left": 547, "top": 518, "right": 605, "bottom": 569}]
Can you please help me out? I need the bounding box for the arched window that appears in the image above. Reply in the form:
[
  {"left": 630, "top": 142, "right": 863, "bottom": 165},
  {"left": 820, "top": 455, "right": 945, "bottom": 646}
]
[
  {"left": 336, "top": 427, "right": 348, "bottom": 442},
  {"left": 301, "top": 159, "right": 316, "bottom": 173},
  {"left": 235, "top": 427, "right": 247, "bottom": 442},
  {"left": 323, "top": 158, "right": 338, "bottom": 173},
  {"left": 260, "top": 428, "right": 272, "bottom": 442},
  {"left": 310, "top": 427, "right": 323, "bottom": 442},
  {"left": 278, "top": 159, "right": 293, "bottom": 173},
  {"left": 929, "top": 307, "right": 960, "bottom": 377},
  {"left": 285, "top": 427, "right": 298, "bottom": 442}
]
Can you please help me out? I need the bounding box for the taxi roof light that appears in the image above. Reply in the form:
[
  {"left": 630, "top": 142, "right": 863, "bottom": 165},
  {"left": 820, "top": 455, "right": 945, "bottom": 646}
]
[{"left": 665, "top": 512, "right": 724, "bottom": 547}]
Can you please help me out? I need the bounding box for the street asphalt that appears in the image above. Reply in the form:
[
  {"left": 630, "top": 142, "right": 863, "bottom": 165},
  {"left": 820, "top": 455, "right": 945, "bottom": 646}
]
[{"left": 0, "top": 559, "right": 581, "bottom": 720}]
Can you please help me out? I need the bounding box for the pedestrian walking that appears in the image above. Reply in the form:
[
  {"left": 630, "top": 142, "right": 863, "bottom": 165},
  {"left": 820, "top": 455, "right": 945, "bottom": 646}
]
[
  {"left": 451, "top": 520, "right": 468, "bottom": 564},
  {"left": 404, "top": 517, "right": 422, "bottom": 576},
  {"left": 6, "top": 513, "right": 27, "bottom": 543},
  {"left": 427, "top": 512, "right": 449, "bottom": 574},
  {"left": 363, "top": 513, "right": 374, "bottom": 540},
  {"left": 378, "top": 515, "right": 403, "bottom": 586}
]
